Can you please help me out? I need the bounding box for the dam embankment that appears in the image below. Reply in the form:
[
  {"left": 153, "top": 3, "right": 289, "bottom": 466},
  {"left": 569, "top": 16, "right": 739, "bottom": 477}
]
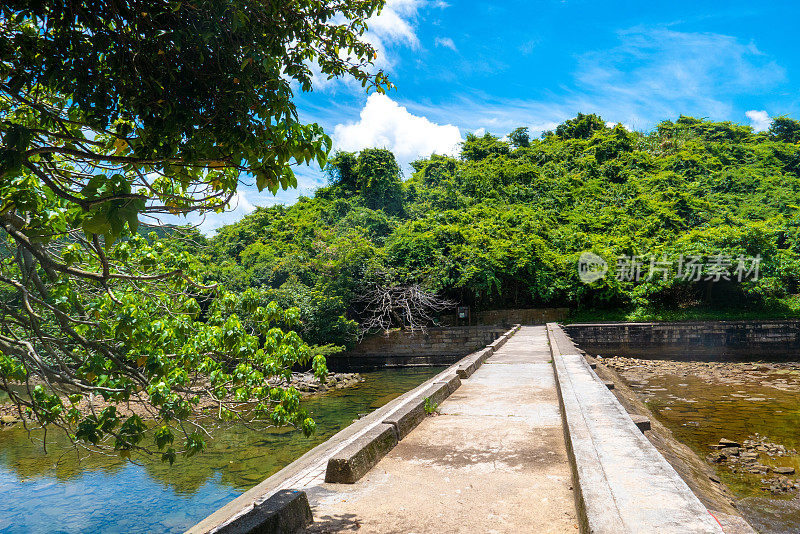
[{"left": 565, "top": 320, "right": 800, "bottom": 360}]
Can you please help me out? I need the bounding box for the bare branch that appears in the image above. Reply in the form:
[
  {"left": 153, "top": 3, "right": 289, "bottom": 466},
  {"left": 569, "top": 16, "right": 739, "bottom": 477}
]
[{"left": 353, "top": 282, "right": 455, "bottom": 339}]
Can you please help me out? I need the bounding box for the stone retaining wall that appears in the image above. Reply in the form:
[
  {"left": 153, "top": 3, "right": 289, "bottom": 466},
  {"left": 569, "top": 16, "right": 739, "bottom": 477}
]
[
  {"left": 328, "top": 326, "right": 507, "bottom": 370},
  {"left": 565, "top": 320, "right": 800, "bottom": 360},
  {"left": 440, "top": 307, "right": 569, "bottom": 326}
]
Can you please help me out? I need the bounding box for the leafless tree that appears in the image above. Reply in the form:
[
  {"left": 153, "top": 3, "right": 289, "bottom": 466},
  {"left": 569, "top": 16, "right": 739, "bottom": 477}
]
[{"left": 354, "top": 284, "right": 456, "bottom": 339}]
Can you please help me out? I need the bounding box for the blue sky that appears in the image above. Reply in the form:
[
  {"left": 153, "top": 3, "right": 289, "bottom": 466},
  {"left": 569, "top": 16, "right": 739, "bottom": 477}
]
[{"left": 195, "top": 0, "right": 800, "bottom": 233}]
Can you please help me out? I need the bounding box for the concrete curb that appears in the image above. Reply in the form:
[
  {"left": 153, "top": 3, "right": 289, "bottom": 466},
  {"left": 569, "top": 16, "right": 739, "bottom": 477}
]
[
  {"left": 456, "top": 351, "right": 483, "bottom": 379},
  {"left": 382, "top": 397, "right": 428, "bottom": 441},
  {"left": 212, "top": 490, "right": 312, "bottom": 534},
  {"left": 189, "top": 324, "right": 520, "bottom": 534},
  {"left": 382, "top": 374, "right": 461, "bottom": 439},
  {"left": 477, "top": 347, "right": 493, "bottom": 362},
  {"left": 546, "top": 323, "right": 724, "bottom": 534},
  {"left": 548, "top": 324, "right": 592, "bottom": 534},
  {"left": 432, "top": 373, "right": 462, "bottom": 400},
  {"left": 325, "top": 423, "right": 399, "bottom": 483},
  {"left": 488, "top": 335, "right": 507, "bottom": 352}
]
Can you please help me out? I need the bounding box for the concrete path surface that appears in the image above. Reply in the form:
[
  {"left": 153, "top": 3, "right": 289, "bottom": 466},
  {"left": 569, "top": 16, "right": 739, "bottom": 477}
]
[
  {"left": 548, "top": 324, "right": 725, "bottom": 534},
  {"left": 301, "top": 326, "right": 578, "bottom": 533}
]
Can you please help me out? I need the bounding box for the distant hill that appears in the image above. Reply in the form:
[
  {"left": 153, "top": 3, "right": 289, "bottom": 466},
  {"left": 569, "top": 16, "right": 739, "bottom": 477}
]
[{"left": 198, "top": 114, "right": 800, "bottom": 344}]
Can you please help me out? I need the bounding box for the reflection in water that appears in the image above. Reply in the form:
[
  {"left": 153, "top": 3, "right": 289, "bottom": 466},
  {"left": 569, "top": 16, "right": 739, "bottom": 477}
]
[
  {"left": 619, "top": 364, "right": 800, "bottom": 534},
  {"left": 0, "top": 367, "right": 443, "bottom": 534}
]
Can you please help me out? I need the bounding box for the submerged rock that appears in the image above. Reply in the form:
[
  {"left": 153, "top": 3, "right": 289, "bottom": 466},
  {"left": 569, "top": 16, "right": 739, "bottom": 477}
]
[
  {"left": 720, "top": 447, "right": 740, "bottom": 457},
  {"left": 291, "top": 372, "right": 362, "bottom": 396},
  {"left": 0, "top": 414, "right": 20, "bottom": 425}
]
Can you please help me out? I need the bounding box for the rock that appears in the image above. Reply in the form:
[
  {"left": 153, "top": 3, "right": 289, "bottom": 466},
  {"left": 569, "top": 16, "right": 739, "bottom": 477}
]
[
  {"left": 709, "top": 474, "right": 721, "bottom": 483},
  {"left": 720, "top": 447, "right": 740, "bottom": 457},
  {"left": 774, "top": 467, "right": 795, "bottom": 475},
  {"left": 708, "top": 452, "right": 726, "bottom": 464},
  {"left": 719, "top": 438, "right": 741, "bottom": 447},
  {"left": 0, "top": 415, "right": 19, "bottom": 425}
]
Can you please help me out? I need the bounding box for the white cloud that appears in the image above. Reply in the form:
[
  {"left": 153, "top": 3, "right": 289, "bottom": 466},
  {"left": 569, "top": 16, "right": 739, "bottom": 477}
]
[
  {"left": 311, "top": 0, "right": 446, "bottom": 91},
  {"left": 333, "top": 93, "right": 463, "bottom": 168},
  {"left": 185, "top": 167, "right": 328, "bottom": 235},
  {"left": 746, "top": 110, "right": 772, "bottom": 132},
  {"left": 434, "top": 37, "right": 457, "bottom": 52},
  {"left": 366, "top": 1, "right": 421, "bottom": 49}
]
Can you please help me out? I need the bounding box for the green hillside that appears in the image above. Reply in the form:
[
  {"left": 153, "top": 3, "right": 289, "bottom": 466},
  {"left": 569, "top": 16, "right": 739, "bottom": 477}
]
[{"left": 199, "top": 114, "right": 800, "bottom": 345}]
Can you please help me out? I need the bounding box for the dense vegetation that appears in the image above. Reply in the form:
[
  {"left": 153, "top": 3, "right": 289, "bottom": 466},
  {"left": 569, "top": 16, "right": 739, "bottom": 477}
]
[
  {"left": 199, "top": 114, "right": 800, "bottom": 347},
  {"left": 0, "top": 0, "right": 389, "bottom": 460}
]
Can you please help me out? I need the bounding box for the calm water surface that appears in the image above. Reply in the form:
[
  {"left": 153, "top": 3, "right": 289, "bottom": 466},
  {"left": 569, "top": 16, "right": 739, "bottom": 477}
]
[
  {"left": 0, "top": 367, "right": 442, "bottom": 534},
  {"left": 621, "top": 363, "right": 800, "bottom": 534}
]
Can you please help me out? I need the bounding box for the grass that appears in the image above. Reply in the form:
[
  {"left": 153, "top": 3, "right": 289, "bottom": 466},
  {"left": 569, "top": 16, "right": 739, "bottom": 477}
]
[{"left": 423, "top": 397, "right": 439, "bottom": 415}]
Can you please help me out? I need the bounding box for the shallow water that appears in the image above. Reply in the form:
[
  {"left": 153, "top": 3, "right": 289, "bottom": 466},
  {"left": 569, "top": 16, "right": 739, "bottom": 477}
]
[
  {"left": 620, "top": 364, "right": 800, "bottom": 533},
  {"left": 0, "top": 367, "right": 443, "bottom": 534}
]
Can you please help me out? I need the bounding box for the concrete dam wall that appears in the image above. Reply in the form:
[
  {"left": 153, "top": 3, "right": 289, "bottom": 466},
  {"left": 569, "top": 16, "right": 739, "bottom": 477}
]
[
  {"left": 328, "top": 326, "right": 508, "bottom": 370},
  {"left": 564, "top": 320, "right": 800, "bottom": 360}
]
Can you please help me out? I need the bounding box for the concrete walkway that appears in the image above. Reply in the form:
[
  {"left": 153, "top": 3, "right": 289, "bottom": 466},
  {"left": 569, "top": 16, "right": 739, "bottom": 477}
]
[
  {"left": 301, "top": 326, "right": 578, "bottom": 533},
  {"left": 548, "top": 324, "right": 726, "bottom": 534}
]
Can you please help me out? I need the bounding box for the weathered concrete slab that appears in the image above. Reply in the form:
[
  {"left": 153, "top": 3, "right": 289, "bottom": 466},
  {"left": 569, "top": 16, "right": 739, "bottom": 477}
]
[
  {"left": 455, "top": 352, "right": 482, "bottom": 379},
  {"left": 301, "top": 326, "right": 578, "bottom": 533},
  {"left": 476, "top": 347, "right": 493, "bottom": 363},
  {"left": 547, "top": 323, "right": 724, "bottom": 534},
  {"left": 488, "top": 336, "right": 508, "bottom": 351},
  {"left": 382, "top": 397, "right": 426, "bottom": 440},
  {"left": 439, "top": 365, "right": 563, "bottom": 427},
  {"left": 324, "top": 424, "right": 398, "bottom": 484},
  {"left": 433, "top": 373, "right": 461, "bottom": 398},
  {"left": 213, "top": 490, "right": 312, "bottom": 534},
  {"left": 631, "top": 414, "right": 651, "bottom": 432}
]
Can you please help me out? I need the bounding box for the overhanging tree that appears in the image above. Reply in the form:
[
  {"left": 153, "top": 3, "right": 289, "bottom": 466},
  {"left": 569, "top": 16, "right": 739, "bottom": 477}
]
[{"left": 0, "top": 0, "right": 391, "bottom": 462}]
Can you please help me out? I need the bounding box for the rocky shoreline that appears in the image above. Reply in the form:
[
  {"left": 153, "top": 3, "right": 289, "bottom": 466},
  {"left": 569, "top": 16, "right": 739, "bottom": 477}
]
[
  {"left": 597, "top": 354, "right": 800, "bottom": 533},
  {"left": 292, "top": 371, "right": 362, "bottom": 395},
  {"left": 709, "top": 436, "right": 799, "bottom": 495},
  {"left": 586, "top": 354, "right": 762, "bottom": 533},
  {"left": 602, "top": 357, "right": 800, "bottom": 392}
]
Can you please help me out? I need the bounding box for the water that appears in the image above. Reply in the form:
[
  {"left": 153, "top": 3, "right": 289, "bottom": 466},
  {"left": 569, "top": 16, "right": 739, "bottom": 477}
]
[
  {"left": 616, "top": 360, "right": 800, "bottom": 533},
  {"left": 0, "top": 367, "right": 442, "bottom": 534}
]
